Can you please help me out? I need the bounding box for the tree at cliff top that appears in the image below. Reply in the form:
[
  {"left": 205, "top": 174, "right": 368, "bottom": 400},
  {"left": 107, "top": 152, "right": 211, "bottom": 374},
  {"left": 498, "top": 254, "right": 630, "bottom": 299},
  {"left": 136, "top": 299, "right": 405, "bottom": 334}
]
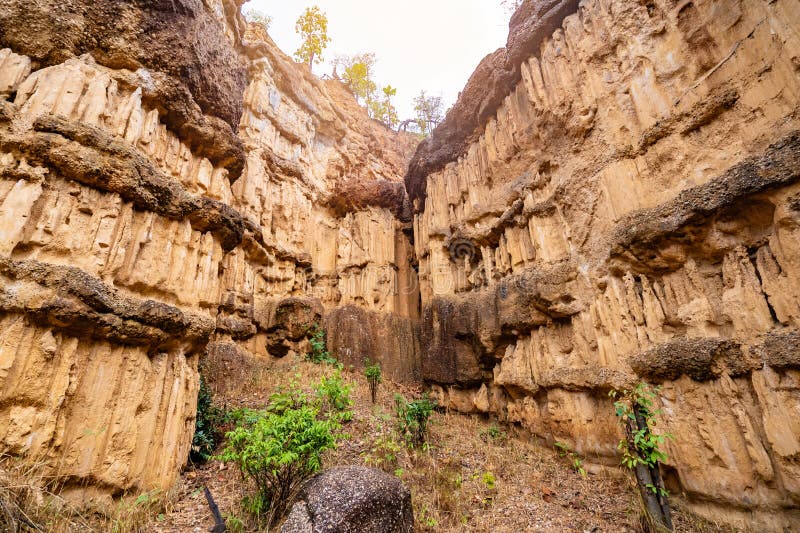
[
  {"left": 370, "top": 85, "right": 399, "bottom": 129},
  {"left": 294, "top": 6, "right": 331, "bottom": 69},
  {"left": 336, "top": 53, "right": 399, "bottom": 129},
  {"left": 412, "top": 90, "right": 444, "bottom": 137},
  {"left": 243, "top": 7, "right": 272, "bottom": 32},
  {"left": 338, "top": 53, "right": 377, "bottom": 103}
]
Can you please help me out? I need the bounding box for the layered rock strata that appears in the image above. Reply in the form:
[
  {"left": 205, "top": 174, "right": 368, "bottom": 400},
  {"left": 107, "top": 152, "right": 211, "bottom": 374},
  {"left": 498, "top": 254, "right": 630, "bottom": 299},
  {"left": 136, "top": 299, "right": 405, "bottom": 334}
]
[
  {"left": 407, "top": 0, "right": 800, "bottom": 529},
  {"left": 0, "top": 0, "right": 418, "bottom": 504}
]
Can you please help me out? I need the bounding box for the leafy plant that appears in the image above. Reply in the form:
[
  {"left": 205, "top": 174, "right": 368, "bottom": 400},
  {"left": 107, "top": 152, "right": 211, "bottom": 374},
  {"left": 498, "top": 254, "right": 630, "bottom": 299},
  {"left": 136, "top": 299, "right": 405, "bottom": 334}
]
[
  {"left": 364, "top": 360, "right": 383, "bottom": 403},
  {"left": 481, "top": 471, "right": 496, "bottom": 490},
  {"left": 294, "top": 6, "right": 331, "bottom": 67},
  {"left": 243, "top": 7, "right": 272, "bottom": 32},
  {"left": 480, "top": 423, "right": 507, "bottom": 444},
  {"left": 224, "top": 513, "right": 245, "bottom": 533},
  {"left": 190, "top": 376, "right": 225, "bottom": 463},
  {"left": 313, "top": 371, "right": 353, "bottom": 422},
  {"left": 266, "top": 381, "right": 307, "bottom": 415},
  {"left": 554, "top": 441, "right": 587, "bottom": 477},
  {"left": 394, "top": 394, "right": 436, "bottom": 448},
  {"left": 306, "top": 324, "right": 340, "bottom": 367},
  {"left": 219, "top": 406, "right": 337, "bottom": 528},
  {"left": 419, "top": 506, "right": 438, "bottom": 528},
  {"left": 610, "top": 383, "right": 674, "bottom": 531},
  {"left": 362, "top": 434, "right": 403, "bottom": 473},
  {"left": 469, "top": 470, "right": 497, "bottom": 507},
  {"left": 610, "top": 384, "right": 673, "bottom": 476}
]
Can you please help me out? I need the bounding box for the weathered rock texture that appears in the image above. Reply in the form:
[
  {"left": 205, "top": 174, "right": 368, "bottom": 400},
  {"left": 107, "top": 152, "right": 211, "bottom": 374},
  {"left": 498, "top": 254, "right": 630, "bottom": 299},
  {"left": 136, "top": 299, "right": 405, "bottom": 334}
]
[
  {"left": 408, "top": 0, "right": 800, "bottom": 529},
  {"left": 0, "top": 0, "right": 418, "bottom": 506},
  {"left": 282, "top": 466, "right": 414, "bottom": 533},
  {"left": 2, "top": 0, "right": 800, "bottom": 529}
]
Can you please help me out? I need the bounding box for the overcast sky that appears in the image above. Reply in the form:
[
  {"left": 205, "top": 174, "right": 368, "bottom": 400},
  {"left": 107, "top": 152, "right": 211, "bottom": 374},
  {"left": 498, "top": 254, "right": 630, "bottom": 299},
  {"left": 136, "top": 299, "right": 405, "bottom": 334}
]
[{"left": 243, "top": 0, "right": 511, "bottom": 120}]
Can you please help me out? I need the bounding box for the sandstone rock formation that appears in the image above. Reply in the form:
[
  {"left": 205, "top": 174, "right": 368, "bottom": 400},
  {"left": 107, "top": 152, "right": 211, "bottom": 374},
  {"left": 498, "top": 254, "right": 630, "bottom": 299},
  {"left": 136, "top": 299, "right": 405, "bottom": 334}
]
[
  {"left": 0, "top": 0, "right": 418, "bottom": 506},
  {"left": 0, "top": 0, "right": 799, "bottom": 530},
  {"left": 407, "top": 0, "right": 800, "bottom": 529}
]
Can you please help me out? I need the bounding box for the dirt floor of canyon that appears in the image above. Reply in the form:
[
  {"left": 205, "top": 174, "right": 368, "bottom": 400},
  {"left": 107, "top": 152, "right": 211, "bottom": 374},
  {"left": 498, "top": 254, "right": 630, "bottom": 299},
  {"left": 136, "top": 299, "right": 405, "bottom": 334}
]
[{"left": 142, "top": 356, "right": 737, "bottom": 533}]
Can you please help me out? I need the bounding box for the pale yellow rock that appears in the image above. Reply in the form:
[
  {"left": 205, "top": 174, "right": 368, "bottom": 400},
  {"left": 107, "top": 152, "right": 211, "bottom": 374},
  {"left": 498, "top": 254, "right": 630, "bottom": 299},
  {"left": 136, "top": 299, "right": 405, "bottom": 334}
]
[{"left": 411, "top": 0, "right": 800, "bottom": 528}]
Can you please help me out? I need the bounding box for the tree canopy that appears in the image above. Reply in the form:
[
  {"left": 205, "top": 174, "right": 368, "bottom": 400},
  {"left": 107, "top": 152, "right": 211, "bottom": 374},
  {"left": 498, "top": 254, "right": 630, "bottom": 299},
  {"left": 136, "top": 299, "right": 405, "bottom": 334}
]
[
  {"left": 412, "top": 91, "right": 444, "bottom": 136},
  {"left": 336, "top": 53, "right": 399, "bottom": 129},
  {"left": 369, "top": 85, "right": 399, "bottom": 129},
  {"left": 338, "top": 53, "right": 377, "bottom": 104},
  {"left": 243, "top": 8, "right": 272, "bottom": 32},
  {"left": 294, "top": 6, "right": 331, "bottom": 68}
]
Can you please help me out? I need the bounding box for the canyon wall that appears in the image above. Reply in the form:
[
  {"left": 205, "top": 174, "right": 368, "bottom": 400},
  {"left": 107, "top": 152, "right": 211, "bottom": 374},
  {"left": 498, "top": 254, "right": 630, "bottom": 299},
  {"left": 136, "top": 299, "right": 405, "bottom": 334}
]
[
  {"left": 1, "top": 0, "right": 798, "bottom": 528},
  {"left": 0, "top": 0, "right": 417, "bottom": 505},
  {"left": 407, "top": 0, "right": 800, "bottom": 529}
]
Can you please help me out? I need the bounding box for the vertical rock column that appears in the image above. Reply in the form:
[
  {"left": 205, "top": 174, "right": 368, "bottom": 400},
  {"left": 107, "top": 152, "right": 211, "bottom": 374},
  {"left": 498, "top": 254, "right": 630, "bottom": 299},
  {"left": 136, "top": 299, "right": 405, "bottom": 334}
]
[
  {"left": 406, "top": 0, "right": 800, "bottom": 529},
  {"left": 0, "top": 0, "right": 248, "bottom": 504}
]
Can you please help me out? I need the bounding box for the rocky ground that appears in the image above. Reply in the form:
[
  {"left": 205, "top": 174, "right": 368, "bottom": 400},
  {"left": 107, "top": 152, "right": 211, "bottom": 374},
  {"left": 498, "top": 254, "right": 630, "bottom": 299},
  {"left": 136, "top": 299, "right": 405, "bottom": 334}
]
[{"left": 148, "top": 355, "right": 736, "bottom": 533}]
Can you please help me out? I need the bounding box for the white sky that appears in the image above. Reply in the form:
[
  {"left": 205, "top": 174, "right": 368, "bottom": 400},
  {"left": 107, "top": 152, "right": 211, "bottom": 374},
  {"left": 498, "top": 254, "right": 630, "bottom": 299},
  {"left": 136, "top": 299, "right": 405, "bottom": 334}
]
[{"left": 243, "top": 0, "right": 511, "bottom": 120}]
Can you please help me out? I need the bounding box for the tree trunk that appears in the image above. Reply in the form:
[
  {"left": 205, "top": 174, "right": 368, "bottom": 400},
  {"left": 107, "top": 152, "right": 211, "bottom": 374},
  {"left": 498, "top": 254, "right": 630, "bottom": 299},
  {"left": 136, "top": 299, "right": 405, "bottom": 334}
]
[{"left": 628, "top": 405, "right": 673, "bottom": 532}]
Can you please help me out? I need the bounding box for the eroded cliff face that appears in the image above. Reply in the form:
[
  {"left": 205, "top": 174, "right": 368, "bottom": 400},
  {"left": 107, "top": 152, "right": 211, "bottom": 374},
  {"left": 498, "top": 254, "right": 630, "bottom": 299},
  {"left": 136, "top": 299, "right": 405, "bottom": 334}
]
[
  {"left": 408, "top": 0, "right": 800, "bottom": 529},
  {"left": 0, "top": 0, "right": 418, "bottom": 505},
  {"left": 218, "top": 24, "right": 420, "bottom": 384},
  {"left": 2, "top": 0, "right": 799, "bottom": 527}
]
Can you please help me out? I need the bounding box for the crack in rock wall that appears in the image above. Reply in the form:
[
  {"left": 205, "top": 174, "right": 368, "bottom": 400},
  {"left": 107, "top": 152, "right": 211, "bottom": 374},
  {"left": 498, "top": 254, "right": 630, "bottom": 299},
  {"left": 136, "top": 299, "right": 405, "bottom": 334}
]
[
  {"left": 407, "top": 0, "right": 800, "bottom": 529},
  {"left": 0, "top": 0, "right": 419, "bottom": 506}
]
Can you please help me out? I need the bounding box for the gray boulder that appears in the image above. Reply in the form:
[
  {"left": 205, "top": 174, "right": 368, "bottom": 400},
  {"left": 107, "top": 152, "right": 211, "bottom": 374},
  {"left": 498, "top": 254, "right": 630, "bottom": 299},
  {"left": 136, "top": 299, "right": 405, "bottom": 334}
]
[{"left": 281, "top": 466, "right": 414, "bottom": 533}]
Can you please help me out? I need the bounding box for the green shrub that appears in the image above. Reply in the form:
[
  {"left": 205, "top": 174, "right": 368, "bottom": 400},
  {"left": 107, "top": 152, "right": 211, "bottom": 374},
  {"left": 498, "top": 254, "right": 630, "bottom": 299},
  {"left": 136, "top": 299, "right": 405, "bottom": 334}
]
[
  {"left": 266, "top": 382, "right": 307, "bottom": 415},
  {"left": 219, "top": 405, "right": 337, "bottom": 528},
  {"left": 190, "top": 376, "right": 225, "bottom": 463},
  {"left": 313, "top": 371, "right": 353, "bottom": 422},
  {"left": 362, "top": 434, "right": 402, "bottom": 473},
  {"left": 307, "top": 324, "right": 341, "bottom": 367},
  {"left": 479, "top": 423, "right": 507, "bottom": 444},
  {"left": 225, "top": 407, "right": 268, "bottom": 427},
  {"left": 394, "top": 393, "right": 436, "bottom": 447},
  {"left": 481, "top": 471, "right": 496, "bottom": 490},
  {"left": 364, "top": 360, "right": 382, "bottom": 403}
]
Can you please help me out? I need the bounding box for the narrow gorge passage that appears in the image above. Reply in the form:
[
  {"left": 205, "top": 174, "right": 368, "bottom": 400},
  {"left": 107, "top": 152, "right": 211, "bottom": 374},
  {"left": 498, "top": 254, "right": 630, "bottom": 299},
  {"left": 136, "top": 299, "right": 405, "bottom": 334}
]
[{"left": 0, "top": 0, "right": 798, "bottom": 531}]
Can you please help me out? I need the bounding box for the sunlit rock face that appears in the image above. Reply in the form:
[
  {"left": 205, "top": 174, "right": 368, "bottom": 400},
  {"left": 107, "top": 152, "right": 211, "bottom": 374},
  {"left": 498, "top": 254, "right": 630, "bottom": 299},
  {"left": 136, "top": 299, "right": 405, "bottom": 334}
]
[
  {"left": 2, "top": 0, "right": 799, "bottom": 527},
  {"left": 407, "top": 0, "right": 800, "bottom": 529},
  {"left": 0, "top": 0, "right": 418, "bottom": 505}
]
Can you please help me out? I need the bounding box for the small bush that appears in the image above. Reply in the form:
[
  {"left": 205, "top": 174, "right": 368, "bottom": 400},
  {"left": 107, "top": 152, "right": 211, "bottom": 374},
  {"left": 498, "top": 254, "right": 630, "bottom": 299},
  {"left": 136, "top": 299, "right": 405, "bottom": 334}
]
[
  {"left": 219, "top": 405, "right": 337, "bottom": 528},
  {"left": 364, "top": 360, "right": 382, "bottom": 403},
  {"left": 394, "top": 394, "right": 437, "bottom": 448},
  {"left": 362, "top": 434, "right": 403, "bottom": 473},
  {"left": 313, "top": 371, "right": 353, "bottom": 422},
  {"left": 190, "top": 376, "right": 225, "bottom": 463},
  {"left": 266, "top": 382, "right": 307, "bottom": 415},
  {"left": 306, "top": 325, "right": 340, "bottom": 367},
  {"left": 479, "top": 423, "right": 507, "bottom": 444}
]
